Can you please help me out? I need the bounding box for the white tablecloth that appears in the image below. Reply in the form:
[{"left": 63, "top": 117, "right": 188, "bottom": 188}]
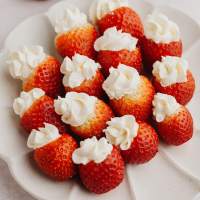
[{"left": 0, "top": 0, "right": 199, "bottom": 199}]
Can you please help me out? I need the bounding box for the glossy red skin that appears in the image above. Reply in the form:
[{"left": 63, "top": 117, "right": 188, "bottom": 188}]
[
  {"left": 110, "top": 76, "right": 155, "bottom": 121},
  {"left": 121, "top": 122, "right": 159, "bottom": 164},
  {"left": 153, "top": 70, "right": 195, "bottom": 105},
  {"left": 79, "top": 147, "right": 125, "bottom": 194},
  {"left": 55, "top": 24, "right": 98, "bottom": 59},
  {"left": 97, "top": 48, "right": 142, "bottom": 76},
  {"left": 64, "top": 70, "right": 105, "bottom": 98},
  {"left": 23, "top": 56, "right": 63, "bottom": 98},
  {"left": 21, "top": 95, "right": 67, "bottom": 134},
  {"left": 155, "top": 106, "right": 193, "bottom": 146},
  {"left": 34, "top": 134, "right": 77, "bottom": 181},
  {"left": 141, "top": 36, "right": 182, "bottom": 72},
  {"left": 71, "top": 100, "right": 114, "bottom": 139},
  {"left": 98, "top": 7, "right": 144, "bottom": 39}
]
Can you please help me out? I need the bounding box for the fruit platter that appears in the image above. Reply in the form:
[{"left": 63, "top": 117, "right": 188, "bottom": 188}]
[{"left": 0, "top": 0, "right": 200, "bottom": 200}]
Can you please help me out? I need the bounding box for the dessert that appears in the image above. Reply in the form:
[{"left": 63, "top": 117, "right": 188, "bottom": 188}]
[
  {"left": 90, "top": 0, "right": 144, "bottom": 39},
  {"left": 60, "top": 53, "right": 104, "bottom": 98},
  {"left": 152, "top": 56, "right": 195, "bottom": 105},
  {"left": 104, "top": 115, "right": 159, "bottom": 164},
  {"left": 54, "top": 92, "right": 114, "bottom": 138},
  {"left": 13, "top": 88, "right": 66, "bottom": 133},
  {"left": 153, "top": 93, "right": 193, "bottom": 145},
  {"left": 72, "top": 137, "right": 125, "bottom": 194},
  {"left": 8, "top": 1, "right": 197, "bottom": 196},
  {"left": 48, "top": 6, "right": 98, "bottom": 58},
  {"left": 103, "top": 64, "right": 155, "bottom": 121},
  {"left": 142, "top": 12, "right": 182, "bottom": 71},
  {"left": 7, "top": 46, "right": 63, "bottom": 97},
  {"left": 28, "top": 123, "right": 77, "bottom": 181},
  {"left": 94, "top": 27, "right": 142, "bottom": 76}
]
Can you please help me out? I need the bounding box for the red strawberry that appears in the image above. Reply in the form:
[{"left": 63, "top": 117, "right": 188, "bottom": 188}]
[
  {"left": 64, "top": 70, "right": 105, "bottom": 98},
  {"left": 78, "top": 146, "right": 125, "bottom": 194},
  {"left": 98, "top": 7, "right": 144, "bottom": 39},
  {"left": 61, "top": 54, "right": 105, "bottom": 98},
  {"left": 71, "top": 99, "right": 114, "bottom": 138},
  {"left": 153, "top": 70, "right": 195, "bottom": 105},
  {"left": 34, "top": 134, "right": 77, "bottom": 181},
  {"left": 97, "top": 48, "right": 142, "bottom": 76},
  {"left": 21, "top": 95, "right": 67, "bottom": 134},
  {"left": 23, "top": 56, "right": 63, "bottom": 98},
  {"left": 121, "top": 121, "right": 159, "bottom": 164},
  {"left": 141, "top": 36, "right": 182, "bottom": 72},
  {"left": 155, "top": 106, "right": 193, "bottom": 145},
  {"left": 55, "top": 24, "right": 98, "bottom": 59},
  {"left": 110, "top": 76, "right": 155, "bottom": 121}
]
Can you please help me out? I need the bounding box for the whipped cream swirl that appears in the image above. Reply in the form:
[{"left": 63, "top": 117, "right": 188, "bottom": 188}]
[
  {"left": 144, "top": 11, "right": 180, "bottom": 43},
  {"left": 7, "top": 46, "right": 46, "bottom": 81},
  {"left": 72, "top": 136, "right": 113, "bottom": 164},
  {"left": 104, "top": 115, "right": 139, "bottom": 150},
  {"left": 13, "top": 88, "right": 45, "bottom": 117},
  {"left": 54, "top": 92, "right": 97, "bottom": 127},
  {"left": 153, "top": 56, "right": 188, "bottom": 87},
  {"left": 53, "top": 7, "right": 88, "bottom": 34},
  {"left": 61, "top": 54, "right": 100, "bottom": 88},
  {"left": 152, "top": 93, "right": 181, "bottom": 122},
  {"left": 94, "top": 27, "right": 138, "bottom": 51},
  {"left": 89, "top": 0, "right": 129, "bottom": 24},
  {"left": 103, "top": 64, "right": 140, "bottom": 99},
  {"left": 27, "top": 123, "right": 61, "bottom": 149}
]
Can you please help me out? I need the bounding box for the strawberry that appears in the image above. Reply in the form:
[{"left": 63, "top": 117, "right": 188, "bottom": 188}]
[
  {"left": 70, "top": 99, "right": 114, "bottom": 138},
  {"left": 64, "top": 70, "right": 105, "bottom": 98},
  {"left": 60, "top": 54, "right": 105, "bottom": 98},
  {"left": 109, "top": 75, "right": 155, "bottom": 121},
  {"left": 152, "top": 93, "right": 193, "bottom": 145},
  {"left": 153, "top": 70, "right": 195, "bottom": 105},
  {"left": 121, "top": 121, "right": 159, "bottom": 164},
  {"left": 54, "top": 92, "right": 114, "bottom": 139},
  {"left": 155, "top": 106, "right": 193, "bottom": 145},
  {"left": 23, "top": 56, "right": 63, "bottom": 98},
  {"left": 97, "top": 48, "right": 142, "bottom": 76},
  {"left": 21, "top": 95, "right": 67, "bottom": 134},
  {"left": 78, "top": 146, "right": 125, "bottom": 194},
  {"left": 141, "top": 36, "right": 182, "bottom": 72},
  {"left": 55, "top": 24, "right": 98, "bottom": 59},
  {"left": 104, "top": 115, "right": 158, "bottom": 164},
  {"left": 34, "top": 134, "right": 77, "bottom": 181},
  {"left": 98, "top": 7, "right": 144, "bottom": 39}
]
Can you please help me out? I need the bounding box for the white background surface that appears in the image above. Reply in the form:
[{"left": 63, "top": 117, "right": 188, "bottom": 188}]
[{"left": 0, "top": 0, "right": 199, "bottom": 199}]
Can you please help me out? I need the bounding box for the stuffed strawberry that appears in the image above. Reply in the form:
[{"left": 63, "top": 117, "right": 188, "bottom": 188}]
[
  {"left": 54, "top": 92, "right": 114, "bottom": 139},
  {"left": 13, "top": 88, "right": 66, "bottom": 133},
  {"left": 152, "top": 56, "right": 195, "bottom": 105},
  {"left": 94, "top": 27, "right": 142, "bottom": 76},
  {"left": 104, "top": 115, "right": 159, "bottom": 164},
  {"left": 60, "top": 53, "right": 104, "bottom": 98},
  {"left": 152, "top": 93, "right": 193, "bottom": 145},
  {"left": 103, "top": 64, "right": 155, "bottom": 121},
  {"left": 7, "top": 45, "right": 63, "bottom": 98},
  {"left": 90, "top": 0, "right": 144, "bottom": 39},
  {"left": 72, "top": 137, "right": 125, "bottom": 194},
  {"left": 27, "top": 123, "right": 77, "bottom": 181},
  {"left": 48, "top": 6, "right": 98, "bottom": 59},
  {"left": 141, "top": 12, "right": 182, "bottom": 71}
]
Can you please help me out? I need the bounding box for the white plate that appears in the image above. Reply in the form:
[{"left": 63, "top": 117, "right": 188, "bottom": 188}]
[{"left": 0, "top": 1, "right": 200, "bottom": 200}]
